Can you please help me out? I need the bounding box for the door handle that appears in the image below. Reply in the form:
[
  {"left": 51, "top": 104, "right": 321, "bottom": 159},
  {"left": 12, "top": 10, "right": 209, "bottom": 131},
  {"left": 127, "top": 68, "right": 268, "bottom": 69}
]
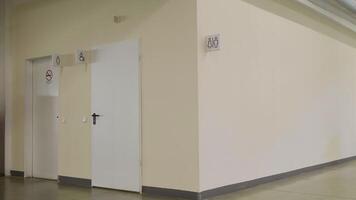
[{"left": 91, "top": 113, "right": 101, "bottom": 125}]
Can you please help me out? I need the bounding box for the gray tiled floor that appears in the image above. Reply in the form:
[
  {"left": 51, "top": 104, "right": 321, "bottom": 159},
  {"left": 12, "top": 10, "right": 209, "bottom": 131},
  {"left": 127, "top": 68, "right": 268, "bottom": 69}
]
[{"left": 2, "top": 160, "right": 356, "bottom": 200}]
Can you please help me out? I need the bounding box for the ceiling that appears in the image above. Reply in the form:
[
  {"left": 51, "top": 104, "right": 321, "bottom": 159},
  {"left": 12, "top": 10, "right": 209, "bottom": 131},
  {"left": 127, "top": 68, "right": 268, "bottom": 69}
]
[
  {"left": 338, "top": 0, "right": 356, "bottom": 13},
  {"left": 297, "top": 0, "right": 356, "bottom": 32},
  {"left": 6, "top": 0, "right": 356, "bottom": 32}
]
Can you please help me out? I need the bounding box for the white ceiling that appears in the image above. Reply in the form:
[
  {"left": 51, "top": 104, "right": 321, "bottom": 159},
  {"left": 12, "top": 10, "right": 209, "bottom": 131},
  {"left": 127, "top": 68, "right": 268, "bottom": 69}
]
[
  {"left": 338, "top": 0, "right": 356, "bottom": 13},
  {"left": 310, "top": 0, "right": 356, "bottom": 22},
  {"left": 5, "top": 0, "right": 356, "bottom": 32},
  {"left": 297, "top": 0, "right": 356, "bottom": 32}
]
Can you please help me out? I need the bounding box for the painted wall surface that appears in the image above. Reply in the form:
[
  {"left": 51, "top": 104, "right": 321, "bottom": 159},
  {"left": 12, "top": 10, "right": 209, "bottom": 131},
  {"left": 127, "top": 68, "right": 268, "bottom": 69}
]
[
  {"left": 4, "top": 0, "right": 12, "bottom": 176},
  {"left": 9, "top": 0, "right": 199, "bottom": 191},
  {"left": 0, "top": 0, "right": 5, "bottom": 176},
  {"left": 197, "top": 0, "right": 356, "bottom": 191}
]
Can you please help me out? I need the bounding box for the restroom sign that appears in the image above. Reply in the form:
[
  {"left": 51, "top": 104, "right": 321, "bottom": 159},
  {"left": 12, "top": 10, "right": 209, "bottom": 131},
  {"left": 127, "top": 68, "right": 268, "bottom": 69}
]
[
  {"left": 46, "top": 69, "right": 54, "bottom": 83},
  {"left": 56, "top": 56, "right": 61, "bottom": 65},
  {"left": 52, "top": 54, "right": 61, "bottom": 67},
  {"left": 206, "top": 34, "right": 221, "bottom": 51}
]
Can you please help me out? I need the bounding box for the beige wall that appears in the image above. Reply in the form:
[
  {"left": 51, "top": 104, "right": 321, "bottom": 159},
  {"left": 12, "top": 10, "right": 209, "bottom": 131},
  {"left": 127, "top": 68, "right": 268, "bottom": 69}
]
[
  {"left": 9, "top": 0, "right": 356, "bottom": 193},
  {"left": 9, "top": 0, "right": 199, "bottom": 191},
  {"left": 197, "top": 0, "right": 356, "bottom": 191},
  {"left": 4, "top": 0, "right": 12, "bottom": 176},
  {"left": 0, "top": 0, "right": 5, "bottom": 175}
]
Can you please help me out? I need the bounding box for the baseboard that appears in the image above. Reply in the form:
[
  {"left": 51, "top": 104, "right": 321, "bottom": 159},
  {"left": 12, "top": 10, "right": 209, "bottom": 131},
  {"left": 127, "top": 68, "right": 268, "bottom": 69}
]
[
  {"left": 143, "top": 156, "right": 356, "bottom": 200},
  {"left": 10, "top": 170, "right": 24, "bottom": 177},
  {"left": 200, "top": 156, "right": 356, "bottom": 199},
  {"left": 58, "top": 176, "right": 91, "bottom": 188},
  {"left": 142, "top": 186, "right": 200, "bottom": 200}
]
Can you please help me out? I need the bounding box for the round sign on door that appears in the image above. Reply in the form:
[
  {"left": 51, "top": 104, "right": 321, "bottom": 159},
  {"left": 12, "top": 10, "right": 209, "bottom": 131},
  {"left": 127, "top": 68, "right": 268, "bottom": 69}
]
[{"left": 46, "top": 69, "right": 54, "bottom": 83}]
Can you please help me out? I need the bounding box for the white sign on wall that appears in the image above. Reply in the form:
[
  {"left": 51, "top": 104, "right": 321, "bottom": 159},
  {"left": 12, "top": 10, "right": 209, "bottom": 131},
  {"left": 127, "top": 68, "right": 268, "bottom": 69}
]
[
  {"left": 76, "top": 49, "right": 87, "bottom": 64},
  {"left": 52, "top": 54, "right": 61, "bottom": 67},
  {"left": 206, "top": 34, "right": 221, "bottom": 52}
]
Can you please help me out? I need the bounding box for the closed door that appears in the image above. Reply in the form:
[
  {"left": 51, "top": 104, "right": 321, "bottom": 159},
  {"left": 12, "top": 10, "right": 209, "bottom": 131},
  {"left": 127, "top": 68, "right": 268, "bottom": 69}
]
[
  {"left": 32, "top": 57, "right": 59, "bottom": 180},
  {"left": 91, "top": 40, "right": 141, "bottom": 192}
]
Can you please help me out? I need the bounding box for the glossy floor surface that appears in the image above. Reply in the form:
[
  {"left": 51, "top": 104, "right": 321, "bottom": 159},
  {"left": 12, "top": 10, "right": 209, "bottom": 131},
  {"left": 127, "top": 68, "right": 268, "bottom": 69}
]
[{"left": 2, "top": 160, "right": 356, "bottom": 200}]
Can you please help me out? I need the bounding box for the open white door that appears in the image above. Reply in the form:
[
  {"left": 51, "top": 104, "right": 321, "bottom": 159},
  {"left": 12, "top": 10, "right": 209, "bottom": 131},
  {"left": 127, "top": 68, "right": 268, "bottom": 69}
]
[
  {"left": 91, "top": 40, "right": 141, "bottom": 192},
  {"left": 32, "top": 57, "right": 59, "bottom": 180}
]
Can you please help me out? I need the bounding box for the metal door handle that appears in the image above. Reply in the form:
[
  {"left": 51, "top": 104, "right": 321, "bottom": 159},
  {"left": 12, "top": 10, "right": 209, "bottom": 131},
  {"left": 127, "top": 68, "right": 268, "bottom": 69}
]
[{"left": 92, "top": 113, "right": 101, "bottom": 125}]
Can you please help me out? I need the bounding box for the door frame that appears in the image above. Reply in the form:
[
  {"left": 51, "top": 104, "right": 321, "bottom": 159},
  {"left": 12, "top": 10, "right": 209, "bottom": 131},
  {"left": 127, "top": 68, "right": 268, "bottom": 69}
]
[
  {"left": 91, "top": 40, "right": 143, "bottom": 192},
  {"left": 24, "top": 55, "right": 59, "bottom": 178}
]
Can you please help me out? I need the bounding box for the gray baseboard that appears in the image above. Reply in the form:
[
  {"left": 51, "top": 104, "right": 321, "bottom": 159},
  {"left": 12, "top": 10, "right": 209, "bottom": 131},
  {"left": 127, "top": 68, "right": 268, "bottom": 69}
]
[
  {"left": 142, "top": 186, "right": 200, "bottom": 200},
  {"left": 200, "top": 156, "right": 356, "bottom": 199},
  {"left": 143, "top": 156, "right": 356, "bottom": 200},
  {"left": 10, "top": 170, "right": 24, "bottom": 177},
  {"left": 58, "top": 176, "right": 91, "bottom": 188}
]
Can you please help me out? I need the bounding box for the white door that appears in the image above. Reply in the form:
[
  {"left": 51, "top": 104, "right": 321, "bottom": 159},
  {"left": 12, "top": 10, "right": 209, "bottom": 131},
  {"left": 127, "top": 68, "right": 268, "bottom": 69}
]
[
  {"left": 32, "top": 57, "right": 59, "bottom": 180},
  {"left": 91, "top": 40, "right": 141, "bottom": 192}
]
